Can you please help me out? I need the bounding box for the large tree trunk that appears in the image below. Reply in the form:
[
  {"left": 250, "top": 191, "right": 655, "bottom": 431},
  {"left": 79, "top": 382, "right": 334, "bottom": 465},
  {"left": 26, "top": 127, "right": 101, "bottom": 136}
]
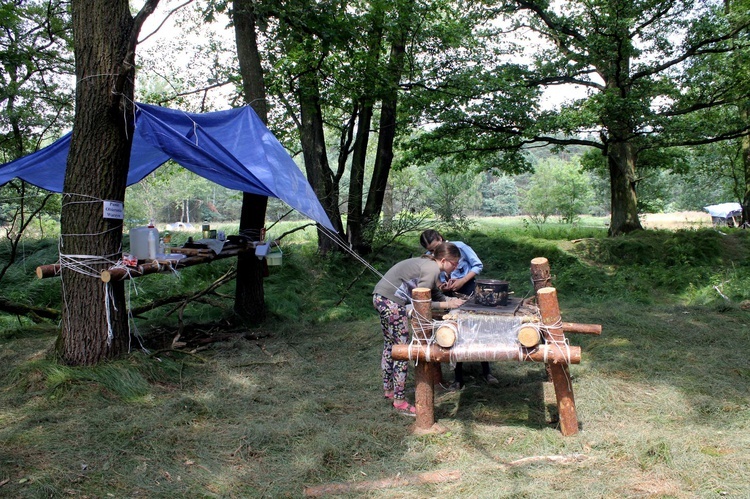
[
  {"left": 234, "top": 193, "right": 267, "bottom": 321},
  {"left": 346, "top": 10, "right": 384, "bottom": 253},
  {"left": 607, "top": 140, "right": 643, "bottom": 236},
  {"left": 58, "top": 0, "right": 140, "bottom": 365},
  {"left": 740, "top": 102, "right": 750, "bottom": 224},
  {"left": 346, "top": 102, "right": 373, "bottom": 252},
  {"left": 232, "top": 0, "right": 268, "bottom": 322},
  {"left": 298, "top": 71, "right": 345, "bottom": 253},
  {"left": 363, "top": 38, "right": 407, "bottom": 238}
]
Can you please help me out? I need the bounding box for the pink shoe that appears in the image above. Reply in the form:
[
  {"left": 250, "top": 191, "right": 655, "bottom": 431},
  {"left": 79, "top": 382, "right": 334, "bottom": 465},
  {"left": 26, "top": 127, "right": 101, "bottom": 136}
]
[
  {"left": 393, "top": 400, "right": 416, "bottom": 416},
  {"left": 384, "top": 390, "right": 394, "bottom": 400}
]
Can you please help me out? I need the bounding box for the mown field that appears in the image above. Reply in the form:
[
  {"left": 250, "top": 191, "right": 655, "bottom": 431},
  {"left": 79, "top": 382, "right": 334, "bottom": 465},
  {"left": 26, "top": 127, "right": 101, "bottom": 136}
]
[{"left": 1, "top": 215, "right": 749, "bottom": 498}]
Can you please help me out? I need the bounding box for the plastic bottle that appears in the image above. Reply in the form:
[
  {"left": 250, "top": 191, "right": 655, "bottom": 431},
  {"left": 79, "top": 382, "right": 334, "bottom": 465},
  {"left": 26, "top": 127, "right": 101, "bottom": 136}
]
[
  {"left": 147, "top": 229, "right": 157, "bottom": 259},
  {"left": 163, "top": 231, "right": 171, "bottom": 254}
]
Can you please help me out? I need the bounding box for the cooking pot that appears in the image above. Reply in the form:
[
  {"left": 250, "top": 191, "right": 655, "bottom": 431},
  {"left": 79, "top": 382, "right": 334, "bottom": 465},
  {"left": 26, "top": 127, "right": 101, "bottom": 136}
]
[{"left": 474, "top": 279, "right": 509, "bottom": 307}]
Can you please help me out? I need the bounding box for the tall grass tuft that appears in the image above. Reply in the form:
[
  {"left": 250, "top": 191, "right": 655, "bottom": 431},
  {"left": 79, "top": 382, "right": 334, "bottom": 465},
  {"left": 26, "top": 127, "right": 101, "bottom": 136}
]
[{"left": 7, "top": 354, "right": 183, "bottom": 402}]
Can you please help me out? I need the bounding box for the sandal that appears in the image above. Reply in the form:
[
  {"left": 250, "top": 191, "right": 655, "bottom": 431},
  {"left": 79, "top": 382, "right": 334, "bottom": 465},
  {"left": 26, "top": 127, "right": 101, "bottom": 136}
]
[
  {"left": 384, "top": 390, "right": 394, "bottom": 400},
  {"left": 393, "top": 400, "right": 416, "bottom": 416}
]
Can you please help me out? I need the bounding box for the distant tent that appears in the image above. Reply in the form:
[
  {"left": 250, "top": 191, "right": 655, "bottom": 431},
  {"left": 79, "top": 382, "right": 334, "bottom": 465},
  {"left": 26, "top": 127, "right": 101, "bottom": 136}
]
[
  {"left": 704, "top": 203, "right": 743, "bottom": 227},
  {"left": 0, "top": 103, "right": 335, "bottom": 231}
]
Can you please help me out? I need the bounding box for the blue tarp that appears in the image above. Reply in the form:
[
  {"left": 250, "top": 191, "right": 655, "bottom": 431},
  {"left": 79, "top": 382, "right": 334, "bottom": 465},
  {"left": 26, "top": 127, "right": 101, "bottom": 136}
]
[{"left": 0, "top": 103, "right": 335, "bottom": 231}]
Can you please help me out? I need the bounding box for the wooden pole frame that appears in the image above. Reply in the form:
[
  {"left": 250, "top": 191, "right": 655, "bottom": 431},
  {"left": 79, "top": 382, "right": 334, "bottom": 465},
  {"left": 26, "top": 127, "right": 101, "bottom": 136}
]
[
  {"left": 399, "top": 258, "right": 592, "bottom": 437},
  {"left": 36, "top": 243, "right": 254, "bottom": 281}
]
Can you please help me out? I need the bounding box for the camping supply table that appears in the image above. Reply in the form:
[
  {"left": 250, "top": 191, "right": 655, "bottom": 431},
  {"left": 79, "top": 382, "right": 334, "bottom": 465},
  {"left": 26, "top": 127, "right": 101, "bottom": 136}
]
[{"left": 35, "top": 239, "right": 259, "bottom": 281}]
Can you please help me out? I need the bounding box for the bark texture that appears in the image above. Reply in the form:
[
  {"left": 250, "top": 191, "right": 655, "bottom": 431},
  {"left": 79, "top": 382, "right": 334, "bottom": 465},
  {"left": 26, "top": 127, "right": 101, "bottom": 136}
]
[
  {"left": 740, "top": 103, "right": 750, "bottom": 224},
  {"left": 537, "top": 287, "right": 579, "bottom": 436},
  {"left": 411, "top": 287, "right": 436, "bottom": 431}
]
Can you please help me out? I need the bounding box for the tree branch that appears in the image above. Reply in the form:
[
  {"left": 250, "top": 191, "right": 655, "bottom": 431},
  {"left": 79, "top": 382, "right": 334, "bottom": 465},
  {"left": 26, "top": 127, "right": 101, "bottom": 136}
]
[
  {"left": 0, "top": 296, "right": 60, "bottom": 323},
  {"left": 138, "top": 0, "right": 195, "bottom": 44},
  {"left": 631, "top": 23, "right": 750, "bottom": 81},
  {"left": 153, "top": 79, "right": 235, "bottom": 105},
  {"left": 114, "top": 0, "right": 162, "bottom": 96}
]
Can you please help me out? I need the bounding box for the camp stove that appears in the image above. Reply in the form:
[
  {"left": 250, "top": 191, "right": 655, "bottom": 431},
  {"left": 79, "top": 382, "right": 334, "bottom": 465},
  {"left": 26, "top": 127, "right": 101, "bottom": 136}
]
[
  {"left": 474, "top": 279, "right": 509, "bottom": 307},
  {"left": 457, "top": 279, "right": 517, "bottom": 314}
]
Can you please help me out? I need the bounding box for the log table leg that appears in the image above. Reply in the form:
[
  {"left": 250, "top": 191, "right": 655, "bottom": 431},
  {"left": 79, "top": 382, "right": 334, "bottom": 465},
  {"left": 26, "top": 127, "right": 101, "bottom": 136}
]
[
  {"left": 410, "top": 287, "right": 446, "bottom": 434},
  {"left": 537, "top": 286, "right": 579, "bottom": 436},
  {"left": 530, "top": 257, "right": 553, "bottom": 293},
  {"left": 531, "top": 257, "right": 555, "bottom": 381}
]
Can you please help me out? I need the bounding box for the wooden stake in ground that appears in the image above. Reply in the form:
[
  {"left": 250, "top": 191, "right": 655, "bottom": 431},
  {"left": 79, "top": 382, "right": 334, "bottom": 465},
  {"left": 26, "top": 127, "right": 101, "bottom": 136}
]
[{"left": 531, "top": 257, "right": 555, "bottom": 381}]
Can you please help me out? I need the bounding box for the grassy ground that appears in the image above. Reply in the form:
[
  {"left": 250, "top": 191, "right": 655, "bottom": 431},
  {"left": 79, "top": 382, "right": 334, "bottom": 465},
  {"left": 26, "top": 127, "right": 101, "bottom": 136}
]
[{"left": 1, "top": 217, "right": 750, "bottom": 497}]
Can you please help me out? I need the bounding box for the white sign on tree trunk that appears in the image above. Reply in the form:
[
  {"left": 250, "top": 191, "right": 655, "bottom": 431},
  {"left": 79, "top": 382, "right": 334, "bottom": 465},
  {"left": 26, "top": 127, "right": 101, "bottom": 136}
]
[{"left": 103, "top": 200, "right": 124, "bottom": 220}]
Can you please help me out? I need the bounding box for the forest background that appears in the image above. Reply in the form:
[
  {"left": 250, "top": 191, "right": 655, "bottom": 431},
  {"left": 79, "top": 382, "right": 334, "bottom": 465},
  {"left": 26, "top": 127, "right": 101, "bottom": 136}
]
[{"left": 2, "top": 0, "right": 749, "bottom": 241}]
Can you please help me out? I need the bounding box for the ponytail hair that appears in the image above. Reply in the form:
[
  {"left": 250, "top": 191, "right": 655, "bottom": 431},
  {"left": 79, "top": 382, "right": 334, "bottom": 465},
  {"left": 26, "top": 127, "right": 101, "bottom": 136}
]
[{"left": 425, "top": 242, "right": 460, "bottom": 261}]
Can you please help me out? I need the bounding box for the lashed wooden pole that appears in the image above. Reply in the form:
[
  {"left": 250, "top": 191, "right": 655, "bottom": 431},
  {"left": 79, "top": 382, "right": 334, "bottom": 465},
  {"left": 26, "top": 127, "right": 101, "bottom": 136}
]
[
  {"left": 537, "top": 286, "right": 579, "bottom": 436},
  {"left": 410, "top": 287, "right": 436, "bottom": 431},
  {"left": 36, "top": 264, "right": 61, "bottom": 279},
  {"left": 562, "top": 322, "right": 601, "bottom": 335},
  {"left": 393, "top": 343, "right": 581, "bottom": 364}
]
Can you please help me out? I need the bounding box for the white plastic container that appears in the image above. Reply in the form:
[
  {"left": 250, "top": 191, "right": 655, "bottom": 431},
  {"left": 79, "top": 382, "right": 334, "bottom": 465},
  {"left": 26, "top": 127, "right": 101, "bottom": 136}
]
[
  {"left": 129, "top": 226, "right": 160, "bottom": 260},
  {"left": 266, "top": 248, "right": 283, "bottom": 266}
]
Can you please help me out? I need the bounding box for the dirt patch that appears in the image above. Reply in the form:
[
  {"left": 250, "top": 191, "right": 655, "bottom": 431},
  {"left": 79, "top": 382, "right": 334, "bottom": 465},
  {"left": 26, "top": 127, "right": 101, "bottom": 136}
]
[{"left": 144, "top": 322, "right": 271, "bottom": 350}]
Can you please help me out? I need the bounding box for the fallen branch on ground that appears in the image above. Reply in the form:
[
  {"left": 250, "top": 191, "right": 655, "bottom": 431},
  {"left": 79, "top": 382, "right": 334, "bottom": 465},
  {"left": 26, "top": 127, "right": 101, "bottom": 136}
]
[
  {"left": 303, "top": 470, "right": 461, "bottom": 497},
  {"left": 0, "top": 296, "right": 60, "bottom": 322},
  {"left": 713, "top": 284, "right": 730, "bottom": 302},
  {"left": 502, "top": 453, "right": 589, "bottom": 467},
  {"left": 166, "top": 268, "right": 238, "bottom": 346},
  {"left": 303, "top": 454, "right": 588, "bottom": 496},
  {"left": 165, "top": 267, "right": 237, "bottom": 318},
  {"left": 191, "top": 331, "right": 262, "bottom": 346}
]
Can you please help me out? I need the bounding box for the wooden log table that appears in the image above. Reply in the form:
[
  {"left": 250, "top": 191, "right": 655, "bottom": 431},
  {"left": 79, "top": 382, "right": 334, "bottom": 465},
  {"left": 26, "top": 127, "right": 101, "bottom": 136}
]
[
  {"left": 392, "top": 257, "right": 601, "bottom": 436},
  {"left": 36, "top": 240, "right": 256, "bottom": 281}
]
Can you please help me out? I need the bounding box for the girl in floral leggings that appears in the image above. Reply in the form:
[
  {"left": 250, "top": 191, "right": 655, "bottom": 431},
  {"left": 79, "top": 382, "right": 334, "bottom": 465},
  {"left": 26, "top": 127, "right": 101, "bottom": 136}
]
[
  {"left": 372, "top": 243, "right": 465, "bottom": 415},
  {"left": 373, "top": 294, "right": 410, "bottom": 403}
]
